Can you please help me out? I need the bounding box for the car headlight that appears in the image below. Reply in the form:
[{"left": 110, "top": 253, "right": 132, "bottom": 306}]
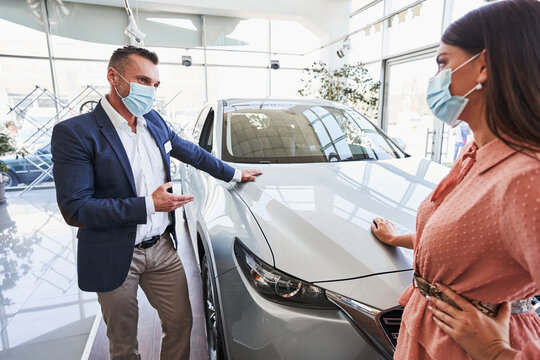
[{"left": 234, "top": 238, "right": 336, "bottom": 310}]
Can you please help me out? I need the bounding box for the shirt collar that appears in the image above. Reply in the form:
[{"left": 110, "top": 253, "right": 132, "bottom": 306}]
[
  {"left": 475, "top": 137, "right": 518, "bottom": 174},
  {"left": 101, "top": 95, "right": 147, "bottom": 129}
]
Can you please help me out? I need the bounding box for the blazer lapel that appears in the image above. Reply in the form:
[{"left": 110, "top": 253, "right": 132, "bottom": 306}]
[
  {"left": 93, "top": 103, "right": 138, "bottom": 195},
  {"left": 145, "top": 116, "right": 171, "bottom": 181}
]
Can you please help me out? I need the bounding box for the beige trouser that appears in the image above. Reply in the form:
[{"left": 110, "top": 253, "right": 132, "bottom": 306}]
[{"left": 97, "top": 233, "right": 193, "bottom": 360}]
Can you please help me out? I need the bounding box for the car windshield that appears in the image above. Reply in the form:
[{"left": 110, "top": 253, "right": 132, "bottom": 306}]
[{"left": 222, "top": 103, "right": 406, "bottom": 164}]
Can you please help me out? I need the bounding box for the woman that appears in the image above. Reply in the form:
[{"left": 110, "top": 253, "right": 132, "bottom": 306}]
[{"left": 371, "top": 1, "right": 540, "bottom": 359}]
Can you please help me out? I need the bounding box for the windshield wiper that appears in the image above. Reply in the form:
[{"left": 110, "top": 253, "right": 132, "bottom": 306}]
[{"left": 339, "top": 157, "right": 373, "bottom": 162}]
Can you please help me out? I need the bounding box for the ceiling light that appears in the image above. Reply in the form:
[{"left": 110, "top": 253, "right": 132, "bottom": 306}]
[
  {"left": 123, "top": 0, "right": 145, "bottom": 45},
  {"left": 337, "top": 38, "right": 351, "bottom": 59}
]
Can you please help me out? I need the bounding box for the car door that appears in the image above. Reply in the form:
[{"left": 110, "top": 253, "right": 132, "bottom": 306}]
[
  {"left": 28, "top": 144, "right": 53, "bottom": 184},
  {"left": 183, "top": 106, "right": 216, "bottom": 241}
]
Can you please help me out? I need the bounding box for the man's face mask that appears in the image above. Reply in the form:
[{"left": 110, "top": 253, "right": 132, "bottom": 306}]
[
  {"left": 113, "top": 68, "right": 156, "bottom": 116},
  {"left": 426, "top": 52, "right": 482, "bottom": 128}
]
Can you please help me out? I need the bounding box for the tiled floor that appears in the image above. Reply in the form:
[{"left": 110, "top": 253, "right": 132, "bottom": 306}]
[
  {"left": 0, "top": 187, "right": 98, "bottom": 360},
  {"left": 0, "top": 185, "right": 208, "bottom": 360}
]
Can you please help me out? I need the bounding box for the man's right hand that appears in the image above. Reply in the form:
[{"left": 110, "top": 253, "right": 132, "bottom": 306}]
[{"left": 152, "top": 182, "right": 194, "bottom": 212}]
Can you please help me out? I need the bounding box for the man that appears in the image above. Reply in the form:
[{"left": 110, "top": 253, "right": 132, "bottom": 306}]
[
  {"left": 51, "top": 46, "right": 261, "bottom": 360},
  {"left": 453, "top": 122, "right": 470, "bottom": 161}
]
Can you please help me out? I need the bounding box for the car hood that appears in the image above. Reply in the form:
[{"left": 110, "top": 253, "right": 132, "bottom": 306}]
[
  {"left": 320, "top": 270, "right": 414, "bottom": 309},
  {"left": 1, "top": 155, "right": 17, "bottom": 161},
  {"left": 232, "top": 157, "right": 448, "bottom": 283}
]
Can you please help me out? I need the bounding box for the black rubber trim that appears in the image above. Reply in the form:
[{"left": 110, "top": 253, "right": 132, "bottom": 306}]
[{"left": 312, "top": 268, "right": 413, "bottom": 284}]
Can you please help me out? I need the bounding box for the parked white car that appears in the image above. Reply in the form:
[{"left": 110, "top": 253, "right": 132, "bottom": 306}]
[{"left": 180, "top": 98, "right": 449, "bottom": 359}]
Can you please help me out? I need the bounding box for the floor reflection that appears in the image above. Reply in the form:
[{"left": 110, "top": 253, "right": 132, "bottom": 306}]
[{"left": 0, "top": 188, "right": 98, "bottom": 360}]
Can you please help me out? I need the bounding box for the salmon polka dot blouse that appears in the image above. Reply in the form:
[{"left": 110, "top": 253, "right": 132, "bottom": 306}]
[{"left": 395, "top": 138, "right": 540, "bottom": 360}]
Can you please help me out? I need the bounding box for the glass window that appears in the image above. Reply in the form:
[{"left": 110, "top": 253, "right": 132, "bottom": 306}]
[
  {"left": 150, "top": 47, "right": 205, "bottom": 65},
  {"left": 205, "top": 50, "right": 268, "bottom": 67},
  {"left": 0, "top": 0, "right": 49, "bottom": 57},
  {"left": 222, "top": 102, "right": 405, "bottom": 164},
  {"left": 51, "top": 35, "right": 121, "bottom": 61},
  {"left": 451, "top": 0, "right": 487, "bottom": 21},
  {"left": 54, "top": 60, "right": 108, "bottom": 118},
  {"left": 351, "top": 0, "right": 380, "bottom": 12},
  {"left": 441, "top": 121, "right": 472, "bottom": 166},
  {"left": 271, "top": 20, "right": 320, "bottom": 54},
  {"left": 349, "top": 2, "right": 384, "bottom": 31},
  {"left": 207, "top": 66, "right": 269, "bottom": 101},
  {"left": 154, "top": 64, "right": 206, "bottom": 130},
  {"left": 270, "top": 52, "right": 320, "bottom": 70},
  {"left": 204, "top": 16, "right": 270, "bottom": 70},
  {"left": 0, "top": 58, "right": 54, "bottom": 147},
  {"left": 271, "top": 69, "right": 304, "bottom": 98},
  {"left": 390, "top": 0, "right": 419, "bottom": 12},
  {"left": 363, "top": 62, "right": 382, "bottom": 82},
  {"left": 385, "top": 56, "right": 438, "bottom": 160},
  {"left": 348, "top": 26, "right": 383, "bottom": 64},
  {"left": 205, "top": 17, "right": 269, "bottom": 52},
  {"left": 385, "top": 2, "right": 443, "bottom": 56},
  {"left": 0, "top": 19, "right": 48, "bottom": 57}
]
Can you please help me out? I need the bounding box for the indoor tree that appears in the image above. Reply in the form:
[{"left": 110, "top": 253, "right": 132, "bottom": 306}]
[{"left": 297, "top": 61, "right": 381, "bottom": 120}]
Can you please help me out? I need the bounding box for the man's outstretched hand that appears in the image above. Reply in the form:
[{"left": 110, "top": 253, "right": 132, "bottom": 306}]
[
  {"left": 152, "top": 182, "right": 194, "bottom": 212},
  {"left": 241, "top": 169, "right": 263, "bottom": 182}
]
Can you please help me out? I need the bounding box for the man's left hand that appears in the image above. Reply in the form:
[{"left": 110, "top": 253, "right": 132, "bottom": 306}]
[
  {"left": 241, "top": 169, "right": 263, "bottom": 182},
  {"left": 428, "top": 283, "right": 518, "bottom": 360}
]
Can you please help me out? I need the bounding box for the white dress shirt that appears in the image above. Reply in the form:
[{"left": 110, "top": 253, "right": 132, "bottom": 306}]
[{"left": 101, "top": 96, "right": 242, "bottom": 245}]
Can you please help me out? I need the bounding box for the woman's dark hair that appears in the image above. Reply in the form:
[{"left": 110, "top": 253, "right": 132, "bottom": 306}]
[
  {"left": 442, "top": 0, "right": 540, "bottom": 153},
  {"left": 108, "top": 45, "right": 159, "bottom": 73}
]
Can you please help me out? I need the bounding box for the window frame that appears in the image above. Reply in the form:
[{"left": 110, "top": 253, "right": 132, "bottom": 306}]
[{"left": 199, "top": 108, "right": 215, "bottom": 154}]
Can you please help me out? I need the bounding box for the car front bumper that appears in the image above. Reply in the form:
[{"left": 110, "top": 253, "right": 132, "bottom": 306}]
[{"left": 216, "top": 266, "right": 385, "bottom": 360}]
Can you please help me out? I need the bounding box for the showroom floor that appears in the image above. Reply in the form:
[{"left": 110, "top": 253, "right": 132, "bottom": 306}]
[{"left": 0, "top": 185, "right": 207, "bottom": 360}]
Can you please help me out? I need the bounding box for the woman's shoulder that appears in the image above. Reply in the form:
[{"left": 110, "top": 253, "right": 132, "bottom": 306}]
[{"left": 497, "top": 151, "right": 540, "bottom": 206}]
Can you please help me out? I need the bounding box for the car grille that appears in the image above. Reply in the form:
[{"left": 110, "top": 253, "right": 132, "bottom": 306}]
[
  {"left": 376, "top": 306, "right": 403, "bottom": 348},
  {"left": 326, "top": 291, "right": 402, "bottom": 360}
]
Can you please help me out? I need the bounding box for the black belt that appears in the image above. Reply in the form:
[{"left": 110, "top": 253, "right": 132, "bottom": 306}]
[{"left": 135, "top": 234, "right": 161, "bottom": 249}]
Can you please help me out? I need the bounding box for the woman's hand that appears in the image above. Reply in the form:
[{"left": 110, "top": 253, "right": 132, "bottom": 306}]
[
  {"left": 371, "top": 218, "right": 414, "bottom": 249},
  {"left": 428, "top": 283, "right": 518, "bottom": 360},
  {"left": 371, "top": 218, "right": 398, "bottom": 245}
]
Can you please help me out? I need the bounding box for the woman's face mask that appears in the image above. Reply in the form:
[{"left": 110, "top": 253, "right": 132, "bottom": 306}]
[
  {"left": 426, "top": 52, "right": 482, "bottom": 128},
  {"left": 113, "top": 68, "right": 156, "bottom": 116}
]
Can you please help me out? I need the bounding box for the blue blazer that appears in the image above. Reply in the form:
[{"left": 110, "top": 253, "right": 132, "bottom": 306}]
[{"left": 51, "top": 102, "right": 235, "bottom": 292}]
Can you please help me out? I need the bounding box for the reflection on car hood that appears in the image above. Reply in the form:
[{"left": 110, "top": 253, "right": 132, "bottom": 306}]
[{"left": 232, "top": 157, "right": 448, "bottom": 283}]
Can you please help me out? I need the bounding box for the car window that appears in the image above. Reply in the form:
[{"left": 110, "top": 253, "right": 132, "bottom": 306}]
[
  {"left": 192, "top": 107, "right": 210, "bottom": 143},
  {"left": 36, "top": 144, "right": 51, "bottom": 155},
  {"left": 222, "top": 103, "right": 405, "bottom": 164},
  {"left": 199, "top": 109, "right": 214, "bottom": 153}
]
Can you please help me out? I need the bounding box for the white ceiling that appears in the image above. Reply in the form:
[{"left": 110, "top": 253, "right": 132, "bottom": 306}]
[{"left": 66, "top": 0, "right": 352, "bottom": 40}]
